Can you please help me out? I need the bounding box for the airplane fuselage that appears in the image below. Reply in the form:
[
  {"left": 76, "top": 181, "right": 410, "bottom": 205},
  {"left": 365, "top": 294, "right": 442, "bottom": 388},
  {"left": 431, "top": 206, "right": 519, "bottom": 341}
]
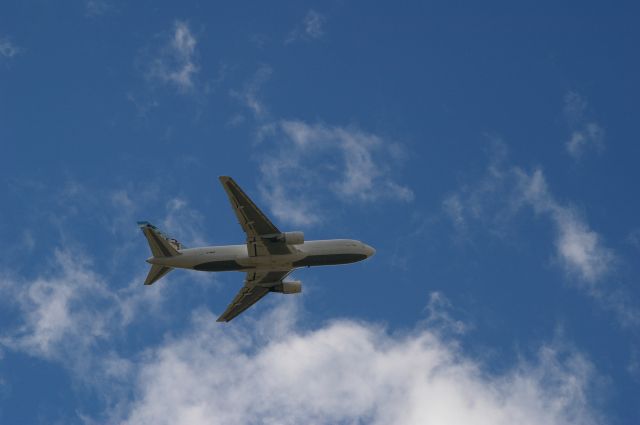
[{"left": 148, "top": 239, "right": 375, "bottom": 272}]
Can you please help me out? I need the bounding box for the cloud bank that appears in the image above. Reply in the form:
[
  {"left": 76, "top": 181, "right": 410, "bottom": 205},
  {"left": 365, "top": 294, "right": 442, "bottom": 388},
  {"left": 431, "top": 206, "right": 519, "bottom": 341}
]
[{"left": 120, "top": 307, "right": 599, "bottom": 425}]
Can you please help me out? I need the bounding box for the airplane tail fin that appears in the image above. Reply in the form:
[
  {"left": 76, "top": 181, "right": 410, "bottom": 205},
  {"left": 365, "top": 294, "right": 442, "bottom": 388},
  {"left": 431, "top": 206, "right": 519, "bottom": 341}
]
[
  {"left": 138, "top": 221, "right": 183, "bottom": 285},
  {"left": 137, "top": 221, "right": 183, "bottom": 258}
]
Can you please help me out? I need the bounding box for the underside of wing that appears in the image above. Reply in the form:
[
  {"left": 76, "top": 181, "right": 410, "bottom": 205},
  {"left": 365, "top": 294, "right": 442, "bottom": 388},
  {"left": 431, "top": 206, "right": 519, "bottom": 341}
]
[
  {"left": 216, "top": 270, "right": 292, "bottom": 322},
  {"left": 215, "top": 285, "right": 270, "bottom": 323},
  {"left": 219, "top": 176, "right": 291, "bottom": 256}
]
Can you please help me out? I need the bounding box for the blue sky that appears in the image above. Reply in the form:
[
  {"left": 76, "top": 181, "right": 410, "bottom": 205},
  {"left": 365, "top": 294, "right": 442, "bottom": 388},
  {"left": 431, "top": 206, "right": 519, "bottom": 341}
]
[{"left": 1, "top": 1, "right": 640, "bottom": 424}]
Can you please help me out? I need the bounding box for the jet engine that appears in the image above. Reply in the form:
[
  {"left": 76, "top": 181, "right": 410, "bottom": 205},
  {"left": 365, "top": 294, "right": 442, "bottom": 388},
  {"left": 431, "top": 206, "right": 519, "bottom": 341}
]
[
  {"left": 281, "top": 231, "right": 304, "bottom": 245},
  {"left": 270, "top": 280, "right": 302, "bottom": 294}
]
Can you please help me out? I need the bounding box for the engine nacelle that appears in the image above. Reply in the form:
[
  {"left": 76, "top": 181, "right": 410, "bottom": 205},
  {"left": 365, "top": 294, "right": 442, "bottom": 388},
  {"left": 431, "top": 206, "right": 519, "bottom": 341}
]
[
  {"left": 270, "top": 280, "right": 302, "bottom": 294},
  {"left": 281, "top": 231, "right": 304, "bottom": 245}
]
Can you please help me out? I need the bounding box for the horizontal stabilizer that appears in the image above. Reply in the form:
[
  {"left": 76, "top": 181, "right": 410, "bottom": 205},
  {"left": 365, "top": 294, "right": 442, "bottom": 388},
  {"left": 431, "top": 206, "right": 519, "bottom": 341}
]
[{"left": 144, "top": 264, "right": 173, "bottom": 285}]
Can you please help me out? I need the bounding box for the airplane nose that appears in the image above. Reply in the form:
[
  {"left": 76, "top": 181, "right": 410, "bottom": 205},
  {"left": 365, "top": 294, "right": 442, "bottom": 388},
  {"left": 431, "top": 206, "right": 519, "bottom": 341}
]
[{"left": 365, "top": 244, "right": 376, "bottom": 257}]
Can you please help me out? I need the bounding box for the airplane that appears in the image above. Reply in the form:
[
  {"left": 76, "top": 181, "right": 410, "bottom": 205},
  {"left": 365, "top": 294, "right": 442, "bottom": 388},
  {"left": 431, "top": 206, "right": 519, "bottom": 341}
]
[{"left": 138, "top": 176, "right": 376, "bottom": 322}]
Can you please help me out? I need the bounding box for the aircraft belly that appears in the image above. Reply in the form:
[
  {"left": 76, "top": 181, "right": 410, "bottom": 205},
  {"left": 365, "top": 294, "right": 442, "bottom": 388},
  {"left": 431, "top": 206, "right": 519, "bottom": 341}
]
[
  {"left": 238, "top": 251, "right": 305, "bottom": 270},
  {"left": 193, "top": 260, "right": 246, "bottom": 271},
  {"left": 184, "top": 249, "right": 306, "bottom": 272},
  {"left": 292, "top": 253, "right": 367, "bottom": 267}
]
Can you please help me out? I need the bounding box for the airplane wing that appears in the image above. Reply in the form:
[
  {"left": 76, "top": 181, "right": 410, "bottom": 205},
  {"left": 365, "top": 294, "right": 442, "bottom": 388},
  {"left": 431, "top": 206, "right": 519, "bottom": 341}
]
[
  {"left": 216, "top": 270, "right": 292, "bottom": 322},
  {"left": 219, "top": 176, "right": 291, "bottom": 256}
]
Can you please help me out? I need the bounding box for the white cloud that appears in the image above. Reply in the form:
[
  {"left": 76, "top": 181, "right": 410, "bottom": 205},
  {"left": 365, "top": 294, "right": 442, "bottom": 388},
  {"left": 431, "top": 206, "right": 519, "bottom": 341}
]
[
  {"left": 257, "top": 167, "right": 321, "bottom": 227},
  {"left": 442, "top": 143, "right": 635, "bottom": 324},
  {"left": 443, "top": 144, "right": 613, "bottom": 284},
  {"left": 0, "top": 248, "right": 604, "bottom": 425},
  {"left": 0, "top": 248, "right": 175, "bottom": 392},
  {"left": 563, "top": 92, "right": 604, "bottom": 160},
  {"left": 0, "top": 187, "right": 610, "bottom": 425},
  {"left": 258, "top": 120, "right": 413, "bottom": 226},
  {"left": 228, "top": 65, "right": 412, "bottom": 228},
  {"left": 285, "top": 10, "right": 326, "bottom": 44},
  {"left": 516, "top": 168, "right": 614, "bottom": 284},
  {"left": 118, "top": 308, "right": 600, "bottom": 425},
  {"left": 149, "top": 21, "right": 199, "bottom": 93},
  {"left": 0, "top": 37, "right": 20, "bottom": 58},
  {"left": 423, "top": 291, "right": 469, "bottom": 335},
  {"left": 0, "top": 186, "right": 210, "bottom": 371},
  {"left": 0, "top": 251, "right": 153, "bottom": 361}
]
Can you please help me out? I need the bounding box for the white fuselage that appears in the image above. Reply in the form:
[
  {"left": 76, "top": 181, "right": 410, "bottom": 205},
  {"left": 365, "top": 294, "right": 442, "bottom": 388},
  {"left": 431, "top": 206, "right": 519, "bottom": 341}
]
[{"left": 148, "top": 239, "right": 375, "bottom": 272}]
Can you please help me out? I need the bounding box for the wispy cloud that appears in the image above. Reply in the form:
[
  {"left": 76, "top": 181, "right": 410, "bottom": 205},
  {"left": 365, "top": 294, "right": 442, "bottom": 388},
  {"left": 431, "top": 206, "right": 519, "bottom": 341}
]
[
  {"left": 0, "top": 192, "right": 215, "bottom": 376},
  {"left": 285, "top": 10, "right": 326, "bottom": 44},
  {"left": 0, "top": 250, "right": 162, "bottom": 371},
  {"left": 441, "top": 141, "right": 514, "bottom": 239},
  {"left": 258, "top": 120, "right": 413, "bottom": 226},
  {"left": 423, "top": 291, "right": 469, "bottom": 335},
  {"left": 85, "top": 0, "right": 111, "bottom": 17},
  {"left": 161, "top": 197, "right": 207, "bottom": 247},
  {"left": 228, "top": 66, "right": 412, "bottom": 228},
  {"left": 563, "top": 92, "right": 605, "bottom": 160},
  {"left": 117, "top": 307, "right": 600, "bottom": 425},
  {"left": 441, "top": 142, "right": 638, "bottom": 325},
  {"left": 516, "top": 168, "right": 614, "bottom": 284},
  {"left": 626, "top": 228, "right": 640, "bottom": 249},
  {"left": 302, "top": 10, "right": 325, "bottom": 39},
  {"left": 443, "top": 143, "right": 613, "bottom": 284},
  {"left": 126, "top": 92, "right": 159, "bottom": 117},
  {"left": 0, "top": 37, "right": 20, "bottom": 58},
  {"left": 230, "top": 64, "right": 272, "bottom": 119},
  {"left": 0, "top": 251, "right": 111, "bottom": 360},
  {"left": 148, "top": 21, "right": 199, "bottom": 93},
  {"left": 0, "top": 180, "right": 213, "bottom": 375}
]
